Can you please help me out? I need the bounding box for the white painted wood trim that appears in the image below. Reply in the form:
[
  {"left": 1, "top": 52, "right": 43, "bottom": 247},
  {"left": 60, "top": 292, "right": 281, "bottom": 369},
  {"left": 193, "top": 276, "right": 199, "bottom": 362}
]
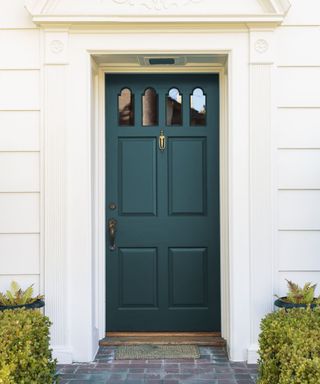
[
  {"left": 44, "top": 29, "right": 252, "bottom": 363},
  {"left": 43, "top": 30, "right": 72, "bottom": 364},
  {"left": 95, "top": 63, "right": 230, "bottom": 343},
  {"left": 25, "top": 0, "right": 291, "bottom": 25},
  {"left": 248, "top": 29, "right": 275, "bottom": 363}
]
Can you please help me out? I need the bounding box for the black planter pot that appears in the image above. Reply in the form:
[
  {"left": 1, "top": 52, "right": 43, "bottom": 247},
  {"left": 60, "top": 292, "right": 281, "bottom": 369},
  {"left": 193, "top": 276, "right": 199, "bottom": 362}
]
[
  {"left": 0, "top": 299, "right": 45, "bottom": 311},
  {"left": 274, "top": 297, "right": 318, "bottom": 310}
]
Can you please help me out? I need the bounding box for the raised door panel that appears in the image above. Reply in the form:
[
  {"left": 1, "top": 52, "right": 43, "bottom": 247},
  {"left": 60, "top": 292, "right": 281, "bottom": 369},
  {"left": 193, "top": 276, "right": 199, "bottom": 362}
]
[
  {"left": 118, "top": 248, "right": 158, "bottom": 308},
  {"left": 168, "top": 137, "right": 207, "bottom": 215},
  {"left": 118, "top": 138, "right": 157, "bottom": 216},
  {"left": 169, "top": 247, "right": 208, "bottom": 307}
]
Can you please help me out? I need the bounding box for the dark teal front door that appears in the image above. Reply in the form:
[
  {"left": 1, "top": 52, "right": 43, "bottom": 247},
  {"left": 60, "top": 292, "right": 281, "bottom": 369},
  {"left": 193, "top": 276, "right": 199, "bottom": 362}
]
[{"left": 106, "top": 74, "right": 220, "bottom": 332}]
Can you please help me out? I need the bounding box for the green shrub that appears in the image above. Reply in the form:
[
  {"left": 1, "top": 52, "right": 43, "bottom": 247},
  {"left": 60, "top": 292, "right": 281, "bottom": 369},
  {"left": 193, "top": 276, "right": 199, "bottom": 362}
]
[
  {"left": 258, "top": 307, "right": 320, "bottom": 384},
  {"left": 0, "top": 309, "right": 57, "bottom": 384}
]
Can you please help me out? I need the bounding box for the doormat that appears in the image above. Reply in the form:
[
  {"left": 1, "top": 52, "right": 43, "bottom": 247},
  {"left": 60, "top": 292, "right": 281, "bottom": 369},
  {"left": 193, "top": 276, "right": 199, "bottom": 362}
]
[{"left": 115, "top": 344, "right": 200, "bottom": 360}]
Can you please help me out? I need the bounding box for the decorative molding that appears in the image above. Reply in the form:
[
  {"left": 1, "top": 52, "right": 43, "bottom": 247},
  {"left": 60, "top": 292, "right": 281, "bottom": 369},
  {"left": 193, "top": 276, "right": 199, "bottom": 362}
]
[
  {"left": 249, "top": 63, "right": 273, "bottom": 360},
  {"left": 44, "top": 64, "right": 68, "bottom": 353},
  {"left": 111, "top": 0, "right": 203, "bottom": 11},
  {"left": 25, "top": 0, "right": 291, "bottom": 25},
  {"left": 249, "top": 30, "right": 274, "bottom": 64},
  {"left": 50, "top": 40, "right": 64, "bottom": 54},
  {"left": 254, "top": 39, "right": 269, "bottom": 54},
  {"left": 45, "top": 32, "right": 69, "bottom": 64},
  {"left": 247, "top": 344, "right": 259, "bottom": 364}
]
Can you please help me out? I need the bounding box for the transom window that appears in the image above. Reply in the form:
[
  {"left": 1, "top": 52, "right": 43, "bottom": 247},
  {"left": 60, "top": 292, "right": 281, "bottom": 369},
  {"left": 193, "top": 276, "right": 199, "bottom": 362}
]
[
  {"left": 118, "top": 88, "right": 134, "bottom": 126},
  {"left": 142, "top": 88, "right": 158, "bottom": 126},
  {"left": 118, "top": 86, "right": 207, "bottom": 126}
]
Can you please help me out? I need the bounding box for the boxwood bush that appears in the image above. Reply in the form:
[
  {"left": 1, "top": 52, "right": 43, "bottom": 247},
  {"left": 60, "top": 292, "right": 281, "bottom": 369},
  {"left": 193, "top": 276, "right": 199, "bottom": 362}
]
[
  {"left": 0, "top": 309, "right": 57, "bottom": 384},
  {"left": 258, "top": 307, "right": 320, "bottom": 384}
]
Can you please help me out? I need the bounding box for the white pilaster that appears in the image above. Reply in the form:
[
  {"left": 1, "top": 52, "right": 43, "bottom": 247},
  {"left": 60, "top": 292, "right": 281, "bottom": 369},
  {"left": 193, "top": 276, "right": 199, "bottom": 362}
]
[
  {"left": 248, "top": 29, "right": 275, "bottom": 363},
  {"left": 43, "top": 30, "right": 72, "bottom": 364}
]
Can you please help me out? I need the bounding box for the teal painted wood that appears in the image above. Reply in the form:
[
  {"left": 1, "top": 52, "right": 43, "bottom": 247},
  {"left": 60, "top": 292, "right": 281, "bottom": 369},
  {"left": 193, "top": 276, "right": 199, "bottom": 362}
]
[{"left": 106, "top": 74, "right": 220, "bottom": 332}]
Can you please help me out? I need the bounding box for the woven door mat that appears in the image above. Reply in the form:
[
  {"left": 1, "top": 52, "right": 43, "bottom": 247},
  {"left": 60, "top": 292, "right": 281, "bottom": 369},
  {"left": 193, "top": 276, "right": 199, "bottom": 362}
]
[{"left": 115, "top": 344, "right": 200, "bottom": 360}]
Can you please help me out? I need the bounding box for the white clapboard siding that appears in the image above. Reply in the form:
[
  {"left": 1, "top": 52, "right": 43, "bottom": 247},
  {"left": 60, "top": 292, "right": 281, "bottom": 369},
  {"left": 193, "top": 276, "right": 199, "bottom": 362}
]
[
  {"left": 0, "top": 71, "right": 40, "bottom": 110},
  {"left": 0, "top": 0, "right": 36, "bottom": 29},
  {"left": 277, "top": 108, "right": 320, "bottom": 148},
  {"left": 0, "top": 234, "right": 39, "bottom": 274},
  {"left": 0, "top": 193, "right": 39, "bottom": 233},
  {"left": 278, "top": 272, "right": 320, "bottom": 296},
  {"left": 277, "top": 68, "right": 320, "bottom": 107},
  {"left": 278, "top": 190, "right": 320, "bottom": 230},
  {"left": 283, "top": 0, "right": 320, "bottom": 26},
  {"left": 0, "top": 111, "right": 39, "bottom": 151},
  {"left": 0, "top": 30, "right": 40, "bottom": 69},
  {"left": 0, "top": 275, "right": 40, "bottom": 294},
  {"left": 0, "top": 152, "right": 39, "bottom": 192},
  {"left": 276, "top": 27, "right": 320, "bottom": 66},
  {"left": 278, "top": 231, "right": 320, "bottom": 271},
  {"left": 278, "top": 149, "right": 320, "bottom": 189}
]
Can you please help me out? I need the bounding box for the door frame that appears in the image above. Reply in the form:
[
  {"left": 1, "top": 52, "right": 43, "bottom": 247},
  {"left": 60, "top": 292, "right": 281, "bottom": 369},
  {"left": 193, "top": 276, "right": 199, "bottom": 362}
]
[{"left": 92, "top": 56, "right": 229, "bottom": 345}]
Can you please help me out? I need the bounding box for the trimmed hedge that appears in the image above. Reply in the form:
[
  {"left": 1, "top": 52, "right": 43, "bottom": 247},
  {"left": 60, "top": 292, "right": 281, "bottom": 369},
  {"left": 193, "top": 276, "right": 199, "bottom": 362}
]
[
  {"left": 0, "top": 309, "right": 57, "bottom": 384},
  {"left": 258, "top": 307, "right": 320, "bottom": 384}
]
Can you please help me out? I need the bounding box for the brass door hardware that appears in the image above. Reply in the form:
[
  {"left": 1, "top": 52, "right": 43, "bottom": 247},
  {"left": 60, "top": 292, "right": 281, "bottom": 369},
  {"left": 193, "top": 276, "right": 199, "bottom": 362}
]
[
  {"left": 159, "top": 130, "right": 166, "bottom": 151},
  {"left": 108, "top": 218, "right": 117, "bottom": 251}
]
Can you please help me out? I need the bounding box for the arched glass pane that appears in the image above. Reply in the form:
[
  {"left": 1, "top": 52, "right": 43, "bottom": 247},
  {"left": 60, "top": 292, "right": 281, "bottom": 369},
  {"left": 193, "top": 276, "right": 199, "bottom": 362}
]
[
  {"left": 142, "top": 88, "right": 158, "bottom": 126},
  {"left": 118, "top": 88, "right": 134, "bottom": 126},
  {"left": 190, "top": 88, "right": 206, "bottom": 126},
  {"left": 166, "top": 88, "right": 182, "bottom": 126}
]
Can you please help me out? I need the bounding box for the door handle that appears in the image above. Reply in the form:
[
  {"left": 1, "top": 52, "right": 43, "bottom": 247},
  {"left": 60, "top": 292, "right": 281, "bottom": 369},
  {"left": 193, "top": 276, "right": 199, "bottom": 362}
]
[{"left": 108, "top": 218, "right": 117, "bottom": 251}]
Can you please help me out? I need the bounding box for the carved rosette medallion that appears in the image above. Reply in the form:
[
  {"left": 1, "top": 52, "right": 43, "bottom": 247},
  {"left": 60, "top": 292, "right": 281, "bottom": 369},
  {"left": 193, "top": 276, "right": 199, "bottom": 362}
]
[
  {"left": 254, "top": 39, "right": 269, "bottom": 54},
  {"left": 111, "top": 0, "right": 203, "bottom": 11},
  {"left": 50, "top": 40, "right": 64, "bottom": 54}
]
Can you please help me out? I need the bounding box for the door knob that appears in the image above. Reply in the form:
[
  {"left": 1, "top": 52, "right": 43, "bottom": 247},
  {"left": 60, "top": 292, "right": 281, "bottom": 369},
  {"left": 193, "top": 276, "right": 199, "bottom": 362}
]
[{"left": 108, "top": 218, "right": 117, "bottom": 251}]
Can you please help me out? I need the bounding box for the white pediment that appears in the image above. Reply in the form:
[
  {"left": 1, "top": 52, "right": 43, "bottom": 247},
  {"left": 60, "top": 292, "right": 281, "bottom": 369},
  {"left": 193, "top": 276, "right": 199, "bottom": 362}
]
[{"left": 25, "top": 0, "right": 291, "bottom": 24}]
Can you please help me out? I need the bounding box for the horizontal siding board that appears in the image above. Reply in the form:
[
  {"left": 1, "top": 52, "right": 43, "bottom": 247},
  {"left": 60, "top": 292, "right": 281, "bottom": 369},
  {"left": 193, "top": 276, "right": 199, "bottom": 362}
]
[
  {"left": 277, "top": 108, "right": 320, "bottom": 148},
  {"left": 0, "top": 275, "right": 40, "bottom": 294},
  {"left": 278, "top": 272, "right": 320, "bottom": 297},
  {"left": 0, "top": 152, "right": 39, "bottom": 192},
  {"left": 276, "top": 68, "right": 320, "bottom": 107},
  {"left": 278, "top": 190, "right": 320, "bottom": 230},
  {"left": 278, "top": 231, "right": 320, "bottom": 271},
  {"left": 276, "top": 27, "right": 320, "bottom": 66},
  {"left": 0, "top": 193, "right": 39, "bottom": 233},
  {"left": 0, "top": 234, "right": 39, "bottom": 274},
  {"left": 278, "top": 149, "right": 320, "bottom": 189},
  {"left": 0, "top": 70, "right": 40, "bottom": 110},
  {"left": 0, "top": 30, "right": 39, "bottom": 69},
  {"left": 0, "top": 111, "right": 39, "bottom": 151}
]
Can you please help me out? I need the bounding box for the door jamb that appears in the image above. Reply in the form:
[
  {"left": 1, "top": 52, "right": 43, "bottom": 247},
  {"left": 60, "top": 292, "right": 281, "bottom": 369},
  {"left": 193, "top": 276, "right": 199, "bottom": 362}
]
[{"left": 93, "top": 60, "right": 229, "bottom": 346}]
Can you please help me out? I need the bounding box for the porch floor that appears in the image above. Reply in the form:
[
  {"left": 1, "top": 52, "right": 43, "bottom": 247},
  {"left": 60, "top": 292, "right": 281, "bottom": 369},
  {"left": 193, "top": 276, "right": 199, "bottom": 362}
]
[{"left": 56, "top": 346, "right": 258, "bottom": 383}]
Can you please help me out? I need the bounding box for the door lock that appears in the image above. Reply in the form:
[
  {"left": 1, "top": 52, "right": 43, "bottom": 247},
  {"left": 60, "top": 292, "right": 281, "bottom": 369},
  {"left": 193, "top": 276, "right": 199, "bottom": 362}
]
[{"left": 109, "top": 202, "right": 117, "bottom": 210}]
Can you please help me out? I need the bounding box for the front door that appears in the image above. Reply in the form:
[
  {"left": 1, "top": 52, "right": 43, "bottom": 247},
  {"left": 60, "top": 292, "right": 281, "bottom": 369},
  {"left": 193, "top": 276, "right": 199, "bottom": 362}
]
[{"left": 106, "top": 74, "right": 220, "bottom": 332}]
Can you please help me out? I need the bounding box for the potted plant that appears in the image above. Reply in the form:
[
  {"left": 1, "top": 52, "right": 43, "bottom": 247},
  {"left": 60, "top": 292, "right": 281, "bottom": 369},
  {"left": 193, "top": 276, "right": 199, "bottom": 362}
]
[
  {"left": 0, "top": 281, "right": 45, "bottom": 311},
  {"left": 274, "top": 279, "right": 319, "bottom": 309}
]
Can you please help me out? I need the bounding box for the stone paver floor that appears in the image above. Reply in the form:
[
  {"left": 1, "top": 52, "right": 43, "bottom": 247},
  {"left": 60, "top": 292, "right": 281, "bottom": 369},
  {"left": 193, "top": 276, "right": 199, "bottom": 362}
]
[{"left": 56, "top": 346, "right": 258, "bottom": 383}]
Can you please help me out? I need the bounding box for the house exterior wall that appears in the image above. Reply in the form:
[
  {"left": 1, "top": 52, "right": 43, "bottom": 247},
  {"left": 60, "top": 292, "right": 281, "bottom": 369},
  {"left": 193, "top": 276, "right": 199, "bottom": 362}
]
[
  {"left": 275, "top": 1, "right": 320, "bottom": 297},
  {"left": 0, "top": 1, "right": 41, "bottom": 294},
  {"left": 0, "top": 0, "right": 320, "bottom": 364}
]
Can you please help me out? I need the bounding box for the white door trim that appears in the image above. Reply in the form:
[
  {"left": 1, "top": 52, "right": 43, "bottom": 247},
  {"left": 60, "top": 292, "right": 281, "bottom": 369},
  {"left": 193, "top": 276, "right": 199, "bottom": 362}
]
[
  {"left": 93, "top": 61, "right": 229, "bottom": 344},
  {"left": 42, "top": 29, "right": 266, "bottom": 363}
]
